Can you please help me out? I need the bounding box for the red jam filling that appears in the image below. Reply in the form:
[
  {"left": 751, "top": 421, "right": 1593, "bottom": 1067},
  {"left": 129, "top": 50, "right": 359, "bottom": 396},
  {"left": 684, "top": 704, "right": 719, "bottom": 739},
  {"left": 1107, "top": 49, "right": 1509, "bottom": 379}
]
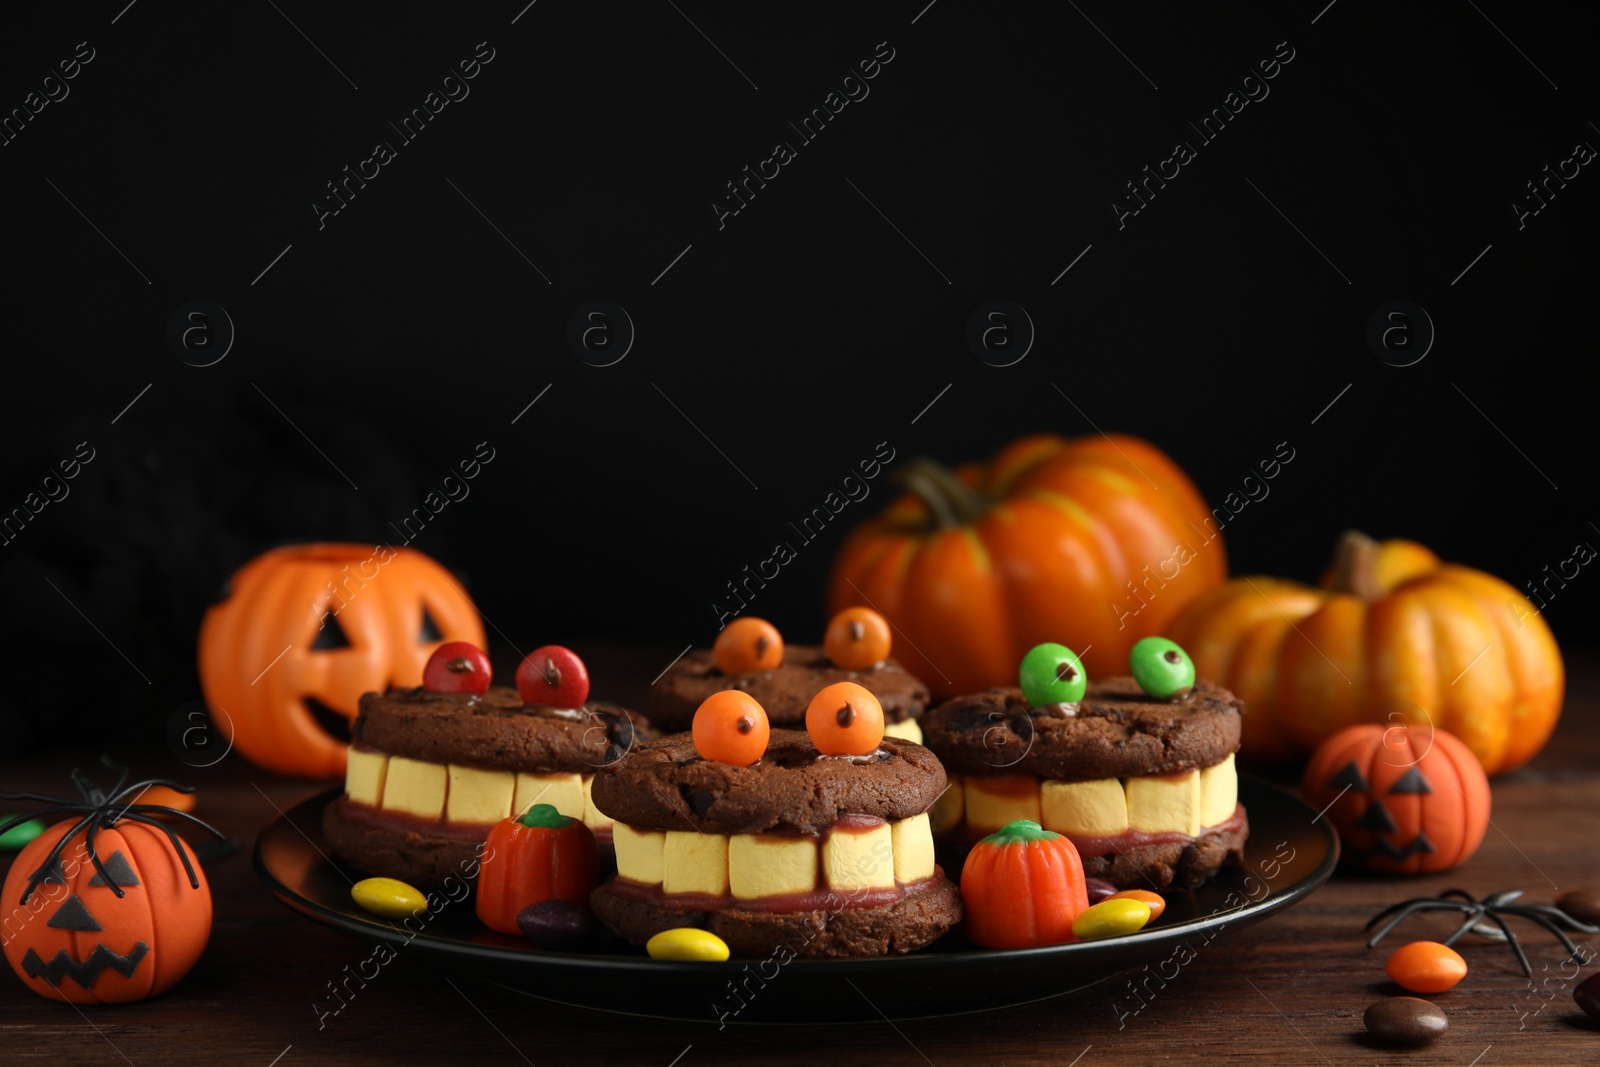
[{"left": 606, "top": 869, "right": 946, "bottom": 914}]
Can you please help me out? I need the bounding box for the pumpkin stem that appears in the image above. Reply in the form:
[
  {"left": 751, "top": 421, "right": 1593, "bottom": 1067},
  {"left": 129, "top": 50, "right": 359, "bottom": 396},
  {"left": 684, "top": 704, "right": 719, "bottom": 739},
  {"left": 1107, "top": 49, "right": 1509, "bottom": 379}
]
[
  {"left": 979, "top": 819, "right": 1063, "bottom": 847},
  {"left": 892, "top": 458, "right": 988, "bottom": 529},
  {"left": 1329, "top": 530, "right": 1384, "bottom": 600}
]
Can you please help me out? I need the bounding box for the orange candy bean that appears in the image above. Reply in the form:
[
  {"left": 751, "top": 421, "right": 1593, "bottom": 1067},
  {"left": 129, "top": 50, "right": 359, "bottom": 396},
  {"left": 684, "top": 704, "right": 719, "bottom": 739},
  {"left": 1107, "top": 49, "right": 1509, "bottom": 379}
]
[
  {"left": 1385, "top": 941, "right": 1467, "bottom": 993},
  {"left": 1106, "top": 889, "right": 1166, "bottom": 922}
]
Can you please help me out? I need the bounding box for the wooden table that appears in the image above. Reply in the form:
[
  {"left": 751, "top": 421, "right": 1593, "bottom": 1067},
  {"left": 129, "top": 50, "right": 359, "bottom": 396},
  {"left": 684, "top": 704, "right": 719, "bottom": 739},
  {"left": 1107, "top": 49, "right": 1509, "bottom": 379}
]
[{"left": 3, "top": 648, "right": 1597, "bottom": 1066}]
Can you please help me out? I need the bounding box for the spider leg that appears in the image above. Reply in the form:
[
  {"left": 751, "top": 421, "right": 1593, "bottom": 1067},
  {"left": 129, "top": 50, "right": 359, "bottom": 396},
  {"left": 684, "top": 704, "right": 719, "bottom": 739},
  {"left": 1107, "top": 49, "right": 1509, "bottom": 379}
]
[
  {"left": 0, "top": 806, "right": 80, "bottom": 837},
  {"left": 1514, "top": 904, "right": 1600, "bottom": 936},
  {"left": 1485, "top": 890, "right": 1525, "bottom": 909},
  {"left": 1440, "top": 906, "right": 1491, "bottom": 948},
  {"left": 1367, "top": 900, "right": 1473, "bottom": 948},
  {"left": 0, "top": 791, "right": 80, "bottom": 805},
  {"left": 105, "top": 778, "right": 198, "bottom": 809},
  {"left": 18, "top": 811, "right": 96, "bottom": 905},
  {"left": 121, "top": 806, "right": 227, "bottom": 842},
  {"left": 1482, "top": 910, "right": 1533, "bottom": 978},
  {"left": 121, "top": 813, "right": 201, "bottom": 889},
  {"left": 1504, "top": 908, "right": 1588, "bottom": 962}
]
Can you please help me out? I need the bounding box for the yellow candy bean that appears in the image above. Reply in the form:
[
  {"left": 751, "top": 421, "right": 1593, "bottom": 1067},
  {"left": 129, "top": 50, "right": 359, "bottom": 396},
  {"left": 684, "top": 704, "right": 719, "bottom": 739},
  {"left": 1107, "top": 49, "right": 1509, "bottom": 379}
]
[
  {"left": 1071, "top": 898, "right": 1152, "bottom": 940},
  {"left": 352, "top": 877, "right": 429, "bottom": 919},
  {"left": 646, "top": 927, "right": 730, "bottom": 962}
]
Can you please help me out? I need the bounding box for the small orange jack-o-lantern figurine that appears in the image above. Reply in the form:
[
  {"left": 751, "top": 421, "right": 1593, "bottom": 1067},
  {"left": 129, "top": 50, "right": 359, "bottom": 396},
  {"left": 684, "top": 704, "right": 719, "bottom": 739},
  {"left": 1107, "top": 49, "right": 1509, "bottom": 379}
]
[
  {"left": 0, "top": 763, "right": 226, "bottom": 1004},
  {"left": 1301, "top": 723, "right": 1491, "bottom": 874},
  {"left": 198, "top": 542, "right": 487, "bottom": 778}
]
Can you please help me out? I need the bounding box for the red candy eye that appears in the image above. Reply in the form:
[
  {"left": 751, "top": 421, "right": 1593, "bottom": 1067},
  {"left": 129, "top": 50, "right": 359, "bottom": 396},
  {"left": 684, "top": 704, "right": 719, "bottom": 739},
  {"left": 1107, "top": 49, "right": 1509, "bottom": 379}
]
[
  {"left": 423, "top": 642, "right": 492, "bottom": 694},
  {"left": 516, "top": 645, "right": 590, "bottom": 709}
]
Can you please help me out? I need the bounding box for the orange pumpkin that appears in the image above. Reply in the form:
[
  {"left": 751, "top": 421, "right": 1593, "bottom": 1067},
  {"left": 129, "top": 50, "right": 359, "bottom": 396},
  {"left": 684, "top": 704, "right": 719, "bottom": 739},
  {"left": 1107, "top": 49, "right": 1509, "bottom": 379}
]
[
  {"left": 827, "top": 434, "right": 1225, "bottom": 698},
  {"left": 1168, "top": 531, "right": 1563, "bottom": 773},
  {"left": 1, "top": 769, "right": 221, "bottom": 1004},
  {"left": 959, "top": 818, "right": 1089, "bottom": 948},
  {"left": 198, "top": 543, "right": 486, "bottom": 779},
  {"left": 1301, "top": 724, "right": 1490, "bottom": 874}
]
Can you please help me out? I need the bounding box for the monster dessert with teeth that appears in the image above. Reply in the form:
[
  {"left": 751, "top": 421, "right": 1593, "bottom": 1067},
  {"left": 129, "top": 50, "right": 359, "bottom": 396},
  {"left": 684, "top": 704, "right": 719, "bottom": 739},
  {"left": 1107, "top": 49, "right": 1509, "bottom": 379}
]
[
  {"left": 323, "top": 642, "right": 646, "bottom": 888},
  {"left": 590, "top": 681, "right": 961, "bottom": 958},
  {"left": 650, "top": 609, "right": 930, "bottom": 742},
  {"left": 920, "top": 638, "right": 1247, "bottom": 891}
]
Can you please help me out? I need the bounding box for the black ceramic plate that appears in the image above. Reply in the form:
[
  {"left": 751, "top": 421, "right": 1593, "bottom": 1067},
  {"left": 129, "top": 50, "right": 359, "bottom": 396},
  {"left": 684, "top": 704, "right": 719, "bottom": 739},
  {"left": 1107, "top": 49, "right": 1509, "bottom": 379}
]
[{"left": 255, "top": 776, "right": 1336, "bottom": 1023}]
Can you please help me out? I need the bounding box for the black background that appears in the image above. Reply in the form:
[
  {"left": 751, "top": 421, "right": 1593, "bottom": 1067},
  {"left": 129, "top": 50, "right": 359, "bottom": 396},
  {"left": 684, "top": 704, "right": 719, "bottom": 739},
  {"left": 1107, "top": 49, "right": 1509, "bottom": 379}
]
[{"left": 1, "top": 2, "right": 1592, "bottom": 751}]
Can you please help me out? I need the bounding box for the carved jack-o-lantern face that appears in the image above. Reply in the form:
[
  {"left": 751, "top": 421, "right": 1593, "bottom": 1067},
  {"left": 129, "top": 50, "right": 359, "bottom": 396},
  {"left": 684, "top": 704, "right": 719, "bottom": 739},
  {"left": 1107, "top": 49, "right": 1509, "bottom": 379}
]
[
  {"left": 2, "top": 820, "right": 212, "bottom": 1004},
  {"left": 1302, "top": 724, "right": 1491, "bottom": 874},
  {"left": 198, "top": 543, "right": 487, "bottom": 778}
]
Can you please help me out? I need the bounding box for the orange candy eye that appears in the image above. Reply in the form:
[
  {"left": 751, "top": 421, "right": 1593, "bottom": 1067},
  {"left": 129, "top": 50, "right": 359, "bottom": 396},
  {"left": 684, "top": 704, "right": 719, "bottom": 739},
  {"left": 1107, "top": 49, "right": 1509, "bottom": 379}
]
[
  {"left": 823, "top": 607, "right": 892, "bottom": 670},
  {"left": 692, "top": 690, "right": 770, "bottom": 766},
  {"left": 711, "top": 617, "right": 784, "bottom": 675},
  {"left": 805, "top": 681, "right": 885, "bottom": 756}
]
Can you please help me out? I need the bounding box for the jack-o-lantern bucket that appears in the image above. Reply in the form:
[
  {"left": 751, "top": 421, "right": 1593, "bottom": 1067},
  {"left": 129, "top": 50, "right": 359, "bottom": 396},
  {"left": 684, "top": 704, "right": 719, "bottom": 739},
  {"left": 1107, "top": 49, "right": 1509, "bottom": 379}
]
[{"left": 198, "top": 543, "right": 486, "bottom": 778}]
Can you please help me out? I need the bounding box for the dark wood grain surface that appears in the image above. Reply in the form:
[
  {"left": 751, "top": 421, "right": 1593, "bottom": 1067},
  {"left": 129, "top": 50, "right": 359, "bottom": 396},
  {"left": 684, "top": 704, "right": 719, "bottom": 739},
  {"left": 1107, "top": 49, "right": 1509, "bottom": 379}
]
[{"left": 4, "top": 647, "right": 1597, "bottom": 1067}]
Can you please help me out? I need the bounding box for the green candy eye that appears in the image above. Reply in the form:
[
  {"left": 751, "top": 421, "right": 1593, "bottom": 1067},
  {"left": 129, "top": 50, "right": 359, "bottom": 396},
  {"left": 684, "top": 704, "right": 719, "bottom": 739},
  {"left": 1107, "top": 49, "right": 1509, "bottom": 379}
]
[
  {"left": 1019, "top": 643, "right": 1088, "bottom": 706},
  {"left": 1130, "top": 637, "right": 1195, "bottom": 699}
]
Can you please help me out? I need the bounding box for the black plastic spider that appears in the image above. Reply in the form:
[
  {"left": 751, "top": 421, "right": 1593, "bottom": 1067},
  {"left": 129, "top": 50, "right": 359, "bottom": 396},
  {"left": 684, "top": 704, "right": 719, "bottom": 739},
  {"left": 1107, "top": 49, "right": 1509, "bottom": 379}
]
[
  {"left": 1366, "top": 889, "right": 1600, "bottom": 978},
  {"left": 0, "top": 757, "right": 226, "bottom": 905}
]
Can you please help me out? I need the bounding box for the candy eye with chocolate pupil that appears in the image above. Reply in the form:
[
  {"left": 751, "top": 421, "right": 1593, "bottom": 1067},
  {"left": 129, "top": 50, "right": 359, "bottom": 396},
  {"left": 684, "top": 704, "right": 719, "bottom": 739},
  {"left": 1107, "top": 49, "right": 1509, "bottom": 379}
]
[
  {"left": 1130, "top": 637, "right": 1195, "bottom": 700},
  {"left": 447, "top": 657, "right": 474, "bottom": 674},
  {"left": 823, "top": 607, "right": 892, "bottom": 670},
  {"left": 806, "top": 681, "right": 884, "bottom": 755},
  {"left": 693, "top": 691, "right": 770, "bottom": 765},
  {"left": 712, "top": 617, "right": 785, "bottom": 675},
  {"left": 1019, "top": 643, "right": 1088, "bottom": 706}
]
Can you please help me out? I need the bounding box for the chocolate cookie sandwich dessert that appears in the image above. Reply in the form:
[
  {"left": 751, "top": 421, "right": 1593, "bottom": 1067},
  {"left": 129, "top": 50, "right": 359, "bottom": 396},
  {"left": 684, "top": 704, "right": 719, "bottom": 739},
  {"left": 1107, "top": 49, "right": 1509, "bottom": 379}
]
[
  {"left": 323, "top": 643, "right": 646, "bottom": 888},
  {"left": 920, "top": 638, "right": 1247, "bottom": 891},
  {"left": 590, "top": 681, "right": 961, "bottom": 958},
  {"left": 651, "top": 609, "right": 930, "bottom": 743}
]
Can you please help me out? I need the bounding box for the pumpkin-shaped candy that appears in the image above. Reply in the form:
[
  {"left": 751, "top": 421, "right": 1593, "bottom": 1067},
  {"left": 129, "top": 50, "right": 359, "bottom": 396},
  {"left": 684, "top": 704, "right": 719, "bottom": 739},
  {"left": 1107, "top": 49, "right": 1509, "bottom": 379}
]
[
  {"left": 476, "top": 804, "right": 599, "bottom": 936},
  {"left": 959, "top": 819, "right": 1089, "bottom": 948},
  {"left": 0, "top": 766, "right": 224, "bottom": 1004},
  {"left": 198, "top": 542, "right": 486, "bottom": 778},
  {"left": 1301, "top": 724, "right": 1490, "bottom": 874}
]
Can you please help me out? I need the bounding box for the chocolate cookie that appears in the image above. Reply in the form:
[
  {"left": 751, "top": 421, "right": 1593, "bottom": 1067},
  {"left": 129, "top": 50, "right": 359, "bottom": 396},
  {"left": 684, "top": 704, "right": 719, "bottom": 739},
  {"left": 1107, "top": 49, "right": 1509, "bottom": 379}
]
[
  {"left": 920, "top": 676, "right": 1247, "bottom": 892},
  {"left": 649, "top": 646, "right": 928, "bottom": 731},
  {"left": 322, "top": 685, "right": 647, "bottom": 887},
  {"left": 590, "top": 730, "right": 945, "bottom": 836},
  {"left": 588, "top": 728, "right": 959, "bottom": 957},
  {"left": 921, "top": 676, "right": 1241, "bottom": 780},
  {"left": 590, "top": 875, "right": 962, "bottom": 959}
]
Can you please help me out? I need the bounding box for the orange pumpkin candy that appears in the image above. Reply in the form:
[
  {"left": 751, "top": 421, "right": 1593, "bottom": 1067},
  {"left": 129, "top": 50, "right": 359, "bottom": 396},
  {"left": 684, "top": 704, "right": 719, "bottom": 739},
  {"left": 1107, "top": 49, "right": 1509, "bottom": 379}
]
[
  {"left": 1, "top": 774, "right": 218, "bottom": 1004},
  {"left": 198, "top": 543, "right": 486, "bottom": 778},
  {"left": 1168, "top": 531, "right": 1563, "bottom": 773},
  {"left": 827, "top": 434, "right": 1225, "bottom": 699},
  {"left": 959, "top": 819, "right": 1090, "bottom": 948},
  {"left": 1301, "top": 724, "right": 1490, "bottom": 874}
]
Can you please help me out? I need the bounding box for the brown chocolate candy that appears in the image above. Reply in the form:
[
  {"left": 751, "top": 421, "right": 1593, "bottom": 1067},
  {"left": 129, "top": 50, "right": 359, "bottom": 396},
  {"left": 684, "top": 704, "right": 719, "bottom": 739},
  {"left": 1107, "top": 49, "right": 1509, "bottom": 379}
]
[
  {"left": 1364, "top": 997, "right": 1448, "bottom": 1045},
  {"left": 1557, "top": 887, "right": 1600, "bottom": 926},
  {"left": 1575, "top": 973, "right": 1600, "bottom": 1020}
]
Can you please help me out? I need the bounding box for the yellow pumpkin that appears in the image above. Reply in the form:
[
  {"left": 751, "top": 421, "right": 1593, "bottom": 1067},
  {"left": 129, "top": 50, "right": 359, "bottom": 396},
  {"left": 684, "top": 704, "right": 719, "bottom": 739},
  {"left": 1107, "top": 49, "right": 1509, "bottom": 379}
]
[{"left": 1167, "top": 531, "right": 1562, "bottom": 774}]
